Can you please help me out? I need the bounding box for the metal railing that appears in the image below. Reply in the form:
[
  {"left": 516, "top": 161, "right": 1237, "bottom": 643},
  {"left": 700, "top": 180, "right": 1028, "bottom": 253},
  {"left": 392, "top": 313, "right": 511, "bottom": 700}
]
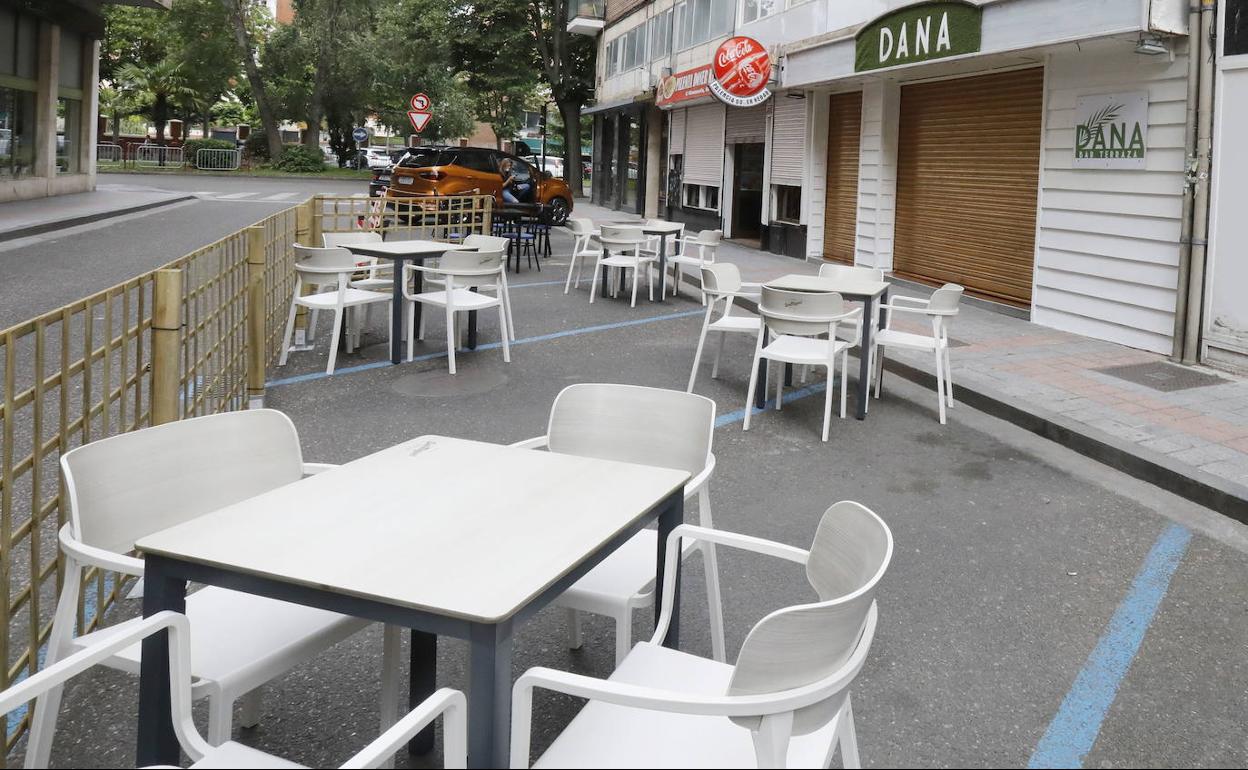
[
  {"left": 314, "top": 193, "right": 494, "bottom": 243},
  {"left": 134, "top": 144, "right": 184, "bottom": 167},
  {"left": 195, "top": 148, "right": 241, "bottom": 171},
  {"left": 95, "top": 143, "right": 123, "bottom": 166}
]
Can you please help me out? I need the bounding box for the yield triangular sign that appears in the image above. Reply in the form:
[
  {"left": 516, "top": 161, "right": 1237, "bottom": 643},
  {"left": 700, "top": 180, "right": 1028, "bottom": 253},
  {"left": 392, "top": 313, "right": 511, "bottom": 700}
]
[{"left": 408, "top": 111, "right": 431, "bottom": 132}]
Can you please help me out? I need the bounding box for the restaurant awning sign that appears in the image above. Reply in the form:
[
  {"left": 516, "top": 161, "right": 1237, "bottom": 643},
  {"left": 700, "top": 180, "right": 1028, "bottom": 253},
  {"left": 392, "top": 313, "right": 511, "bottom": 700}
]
[
  {"left": 1074, "top": 92, "right": 1149, "bottom": 169},
  {"left": 855, "top": 1, "right": 982, "bottom": 73},
  {"left": 657, "top": 64, "right": 713, "bottom": 109}
]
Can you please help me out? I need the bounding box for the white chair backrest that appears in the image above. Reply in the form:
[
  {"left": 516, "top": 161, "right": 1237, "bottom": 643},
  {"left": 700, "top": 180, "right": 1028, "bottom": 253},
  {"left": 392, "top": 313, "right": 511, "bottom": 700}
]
[
  {"left": 818, "top": 263, "right": 883, "bottom": 282},
  {"left": 294, "top": 244, "right": 357, "bottom": 274},
  {"left": 565, "top": 218, "right": 593, "bottom": 236},
  {"left": 437, "top": 247, "right": 506, "bottom": 275},
  {"left": 728, "top": 501, "right": 893, "bottom": 733},
  {"left": 545, "top": 383, "right": 714, "bottom": 479},
  {"left": 694, "top": 229, "right": 722, "bottom": 246},
  {"left": 599, "top": 224, "right": 645, "bottom": 248},
  {"left": 463, "top": 234, "right": 511, "bottom": 253},
  {"left": 60, "top": 410, "right": 305, "bottom": 556},
  {"left": 700, "top": 262, "right": 742, "bottom": 296},
  {"left": 322, "top": 231, "right": 382, "bottom": 248},
  {"left": 759, "top": 286, "right": 847, "bottom": 338},
  {"left": 929, "top": 283, "right": 964, "bottom": 315}
]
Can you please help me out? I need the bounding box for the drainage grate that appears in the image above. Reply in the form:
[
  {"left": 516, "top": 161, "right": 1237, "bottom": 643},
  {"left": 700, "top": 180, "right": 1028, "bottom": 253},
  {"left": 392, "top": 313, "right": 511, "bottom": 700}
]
[{"left": 1096, "top": 361, "right": 1229, "bottom": 392}]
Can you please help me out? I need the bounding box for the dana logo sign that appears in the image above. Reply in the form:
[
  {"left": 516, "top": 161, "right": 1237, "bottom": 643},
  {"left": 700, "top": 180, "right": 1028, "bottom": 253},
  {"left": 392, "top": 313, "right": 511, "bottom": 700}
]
[
  {"left": 855, "top": 1, "right": 981, "bottom": 73},
  {"left": 1074, "top": 92, "right": 1149, "bottom": 169},
  {"left": 710, "top": 37, "right": 772, "bottom": 108}
]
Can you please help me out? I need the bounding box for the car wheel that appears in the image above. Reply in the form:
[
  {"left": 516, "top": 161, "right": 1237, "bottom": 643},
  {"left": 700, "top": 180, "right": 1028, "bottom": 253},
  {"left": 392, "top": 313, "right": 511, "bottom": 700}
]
[{"left": 546, "top": 197, "right": 570, "bottom": 225}]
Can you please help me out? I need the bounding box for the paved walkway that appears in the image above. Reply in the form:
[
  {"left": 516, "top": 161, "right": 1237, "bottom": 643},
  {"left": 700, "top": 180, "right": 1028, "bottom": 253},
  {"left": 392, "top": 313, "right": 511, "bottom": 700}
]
[
  {"left": 577, "top": 201, "right": 1248, "bottom": 512},
  {"left": 0, "top": 183, "right": 193, "bottom": 241}
]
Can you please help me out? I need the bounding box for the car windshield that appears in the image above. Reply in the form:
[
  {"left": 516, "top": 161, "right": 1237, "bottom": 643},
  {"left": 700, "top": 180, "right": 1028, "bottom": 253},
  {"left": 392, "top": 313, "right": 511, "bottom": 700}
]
[{"left": 398, "top": 149, "right": 456, "bottom": 169}]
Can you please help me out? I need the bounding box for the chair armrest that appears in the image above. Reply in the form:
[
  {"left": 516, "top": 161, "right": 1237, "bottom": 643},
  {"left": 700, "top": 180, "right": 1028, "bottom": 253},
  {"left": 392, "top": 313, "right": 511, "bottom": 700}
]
[
  {"left": 684, "top": 454, "right": 715, "bottom": 497},
  {"left": 302, "top": 462, "right": 338, "bottom": 475},
  {"left": 879, "top": 303, "right": 958, "bottom": 317},
  {"left": 889, "top": 294, "right": 930, "bottom": 307},
  {"left": 509, "top": 435, "right": 549, "bottom": 450},
  {"left": 340, "top": 688, "right": 467, "bottom": 769},
  {"left": 60, "top": 524, "right": 144, "bottom": 576}
]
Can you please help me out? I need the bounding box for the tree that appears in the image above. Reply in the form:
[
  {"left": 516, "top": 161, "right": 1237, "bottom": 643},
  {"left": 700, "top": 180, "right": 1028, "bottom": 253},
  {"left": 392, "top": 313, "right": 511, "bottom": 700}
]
[
  {"left": 116, "top": 59, "right": 197, "bottom": 142},
  {"left": 453, "top": 0, "right": 543, "bottom": 148},
  {"left": 526, "top": 0, "right": 594, "bottom": 196},
  {"left": 219, "top": 0, "right": 285, "bottom": 157},
  {"left": 167, "top": 0, "right": 241, "bottom": 138}
]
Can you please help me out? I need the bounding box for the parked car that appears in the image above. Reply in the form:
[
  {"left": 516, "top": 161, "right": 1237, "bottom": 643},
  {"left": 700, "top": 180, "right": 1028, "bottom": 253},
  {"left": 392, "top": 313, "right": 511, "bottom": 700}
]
[
  {"left": 535, "top": 156, "right": 565, "bottom": 179},
  {"left": 357, "top": 147, "right": 391, "bottom": 170},
  {"left": 368, "top": 148, "right": 412, "bottom": 196},
  {"left": 385, "top": 146, "right": 574, "bottom": 224}
]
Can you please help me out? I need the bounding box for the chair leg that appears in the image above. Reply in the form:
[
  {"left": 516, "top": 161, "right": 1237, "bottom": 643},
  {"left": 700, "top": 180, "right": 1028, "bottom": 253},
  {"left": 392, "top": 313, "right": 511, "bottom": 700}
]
[
  {"left": 874, "top": 345, "right": 885, "bottom": 398},
  {"left": 688, "top": 320, "right": 711, "bottom": 392},
  {"left": 711, "top": 330, "right": 727, "bottom": 379},
  {"left": 308, "top": 308, "right": 319, "bottom": 342},
  {"left": 699, "top": 487, "right": 727, "bottom": 664},
  {"left": 775, "top": 367, "right": 784, "bottom": 410},
  {"left": 379, "top": 624, "right": 401, "bottom": 738},
  {"left": 840, "top": 350, "right": 849, "bottom": 418},
  {"left": 24, "top": 599, "right": 78, "bottom": 770},
  {"left": 238, "top": 688, "right": 263, "bottom": 729},
  {"left": 630, "top": 266, "right": 639, "bottom": 308},
  {"left": 944, "top": 347, "right": 955, "bottom": 407},
  {"left": 613, "top": 609, "right": 633, "bottom": 668},
  {"left": 407, "top": 301, "right": 417, "bottom": 362},
  {"left": 647, "top": 263, "right": 655, "bottom": 301},
  {"left": 326, "top": 306, "right": 344, "bottom": 375},
  {"left": 934, "top": 344, "right": 947, "bottom": 425},
  {"left": 589, "top": 261, "right": 600, "bottom": 304},
  {"left": 822, "top": 364, "right": 834, "bottom": 442},
  {"left": 445, "top": 306, "right": 457, "bottom": 375},
  {"left": 206, "top": 694, "right": 234, "bottom": 745},
  {"left": 840, "top": 695, "right": 862, "bottom": 769},
  {"left": 566, "top": 608, "right": 584, "bottom": 650},
  {"left": 743, "top": 352, "right": 763, "bottom": 431},
  {"left": 278, "top": 297, "right": 299, "bottom": 366},
  {"left": 498, "top": 305, "right": 511, "bottom": 363},
  {"left": 564, "top": 255, "right": 577, "bottom": 294}
]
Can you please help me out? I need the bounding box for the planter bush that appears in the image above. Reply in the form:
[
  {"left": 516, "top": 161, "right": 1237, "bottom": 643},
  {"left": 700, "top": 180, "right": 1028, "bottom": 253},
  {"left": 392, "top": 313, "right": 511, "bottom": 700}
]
[
  {"left": 182, "top": 138, "right": 237, "bottom": 164},
  {"left": 272, "top": 145, "right": 327, "bottom": 173}
]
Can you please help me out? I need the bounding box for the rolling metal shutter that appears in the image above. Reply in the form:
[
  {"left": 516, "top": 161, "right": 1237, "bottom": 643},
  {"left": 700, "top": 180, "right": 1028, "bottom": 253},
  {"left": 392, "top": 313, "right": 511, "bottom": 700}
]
[
  {"left": 894, "top": 68, "right": 1043, "bottom": 305},
  {"left": 683, "top": 103, "right": 725, "bottom": 186},
  {"left": 769, "top": 95, "right": 808, "bottom": 187},
  {"left": 725, "top": 105, "right": 766, "bottom": 144},
  {"left": 668, "top": 109, "right": 686, "bottom": 156},
  {"left": 822, "top": 91, "right": 862, "bottom": 264}
]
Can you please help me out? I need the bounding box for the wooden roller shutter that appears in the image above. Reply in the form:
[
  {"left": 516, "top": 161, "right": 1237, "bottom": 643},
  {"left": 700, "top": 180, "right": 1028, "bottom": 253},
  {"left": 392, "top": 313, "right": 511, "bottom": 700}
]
[
  {"left": 769, "top": 95, "right": 808, "bottom": 187},
  {"left": 822, "top": 91, "right": 862, "bottom": 264},
  {"left": 725, "top": 105, "right": 766, "bottom": 144},
  {"left": 683, "top": 103, "right": 726, "bottom": 186},
  {"left": 894, "top": 68, "right": 1043, "bottom": 305}
]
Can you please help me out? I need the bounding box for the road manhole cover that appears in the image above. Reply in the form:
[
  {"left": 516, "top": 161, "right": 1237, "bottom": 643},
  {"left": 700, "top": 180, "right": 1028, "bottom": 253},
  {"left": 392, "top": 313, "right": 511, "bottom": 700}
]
[
  {"left": 389, "top": 368, "right": 509, "bottom": 398},
  {"left": 1096, "top": 361, "right": 1228, "bottom": 392}
]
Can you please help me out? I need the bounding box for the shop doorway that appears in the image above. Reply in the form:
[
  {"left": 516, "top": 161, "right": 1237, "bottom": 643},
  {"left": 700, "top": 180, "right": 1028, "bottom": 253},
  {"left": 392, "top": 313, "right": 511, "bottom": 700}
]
[{"left": 731, "top": 143, "right": 764, "bottom": 244}]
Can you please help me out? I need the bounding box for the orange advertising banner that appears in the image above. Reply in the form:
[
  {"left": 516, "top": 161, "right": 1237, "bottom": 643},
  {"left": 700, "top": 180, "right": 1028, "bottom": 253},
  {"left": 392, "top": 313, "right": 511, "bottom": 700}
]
[{"left": 656, "top": 64, "right": 714, "bottom": 109}]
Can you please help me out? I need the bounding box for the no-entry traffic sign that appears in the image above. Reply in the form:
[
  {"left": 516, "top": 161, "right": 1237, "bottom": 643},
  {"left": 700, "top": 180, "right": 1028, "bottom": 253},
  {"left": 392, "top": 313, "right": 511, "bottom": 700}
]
[{"left": 408, "top": 93, "right": 432, "bottom": 133}]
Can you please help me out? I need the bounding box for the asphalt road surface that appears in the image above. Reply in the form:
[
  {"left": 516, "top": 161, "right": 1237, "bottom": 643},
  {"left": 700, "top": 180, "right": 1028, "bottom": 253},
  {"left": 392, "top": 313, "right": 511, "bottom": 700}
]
[{"left": 0, "top": 173, "right": 367, "bottom": 329}]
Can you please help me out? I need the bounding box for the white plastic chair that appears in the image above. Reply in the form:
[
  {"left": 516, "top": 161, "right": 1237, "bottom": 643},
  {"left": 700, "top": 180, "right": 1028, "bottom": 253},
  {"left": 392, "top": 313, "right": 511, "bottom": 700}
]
[
  {"left": 590, "top": 225, "right": 656, "bottom": 308},
  {"left": 871, "top": 284, "right": 964, "bottom": 424},
  {"left": 511, "top": 383, "right": 725, "bottom": 667},
  {"left": 7, "top": 612, "right": 467, "bottom": 769},
  {"left": 817, "top": 262, "right": 884, "bottom": 346},
  {"left": 511, "top": 500, "right": 893, "bottom": 769},
  {"left": 279, "top": 245, "right": 392, "bottom": 374},
  {"left": 404, "top": 246, "right": 512, "bottom": 373},
  {"left": 563, "top": 218, "right": 602, "bottom": 294},
  {"left": 668, "top": 229, "right": 722, "bottom": 301},
  {"left": 25, "top": 410, "right": 386, "bottom": 768},
  {"left": 688, "top": 263, "right": 763, "bottom": 392},
  {"left": 744, "top": 287, "right": 862, "bottom": 442}
]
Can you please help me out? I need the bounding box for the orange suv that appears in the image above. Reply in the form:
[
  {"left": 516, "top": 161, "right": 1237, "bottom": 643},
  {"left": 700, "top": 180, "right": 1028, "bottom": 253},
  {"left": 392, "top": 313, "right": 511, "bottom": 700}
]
[{"left": 385, "top": 146, "right": 574, "bottom": 224}]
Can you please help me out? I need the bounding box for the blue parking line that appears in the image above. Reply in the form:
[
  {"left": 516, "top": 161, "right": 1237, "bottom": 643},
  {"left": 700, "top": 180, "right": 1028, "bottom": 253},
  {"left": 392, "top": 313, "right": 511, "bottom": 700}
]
[
  {"left": 267, "top": 308, "right": 705, "bottom": 388},
  {"left": 1027, "top": 522, "right": 1191, "bottom": 769},
  {"left": 714, "top": 380, "right": 828, "bottom": 428}
]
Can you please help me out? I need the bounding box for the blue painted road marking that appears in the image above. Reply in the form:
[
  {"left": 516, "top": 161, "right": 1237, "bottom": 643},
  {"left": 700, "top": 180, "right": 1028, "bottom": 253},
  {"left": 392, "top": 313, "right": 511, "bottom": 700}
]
[{"left": 1027, "top": 522, "right": 1191, "bottom": 769}]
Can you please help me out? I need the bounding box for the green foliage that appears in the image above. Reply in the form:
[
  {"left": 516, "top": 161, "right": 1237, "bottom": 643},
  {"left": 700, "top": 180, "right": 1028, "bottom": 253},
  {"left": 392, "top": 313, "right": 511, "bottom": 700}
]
[
  {"left": 243, "top": 132, "right": 272, "bottom": 160},
  {"left": 183, "top": 138, "right": 237, "bottom": 158},
  {"left": 272, "top": 145, "right": 327, "bottom": 172}
]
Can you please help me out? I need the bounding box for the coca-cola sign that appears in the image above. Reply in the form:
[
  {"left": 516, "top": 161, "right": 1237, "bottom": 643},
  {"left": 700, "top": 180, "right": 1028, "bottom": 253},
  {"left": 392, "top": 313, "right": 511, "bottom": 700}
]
[{"left": 709, "top": 36, "right": 772, "bottom": 108}]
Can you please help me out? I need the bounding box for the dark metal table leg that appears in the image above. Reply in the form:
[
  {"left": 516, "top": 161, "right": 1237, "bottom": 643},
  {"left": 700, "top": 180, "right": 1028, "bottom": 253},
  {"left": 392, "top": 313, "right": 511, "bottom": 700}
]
[
  {"left": 137, "top": 560, "right": 187, "bottom": 768},
  {"left": 467, "top": 621, "right": 514, "bottom": 769},
  {"left": 654, "top": 490, "right": 684, "bottom": 647},
  {"left": 601, "top": 264, "right": 609, "bottom": 298},
  {"left": 785, "top": 363, "right": 794, "bottom": 386},
  {"left": 408, "top": 630, "right": 438, "bottom": 754},
  {"left": 856, "top": 295, "right": 875, "bottom": 420},
  {"left": 754, "top": 323, "right": 768, "bottom": 410},
  {"left": 658, "top": 234, "right": 667, "bottom": 301},
  {"left": 467, "top": 286, "right": 478, "bottom": 350},
  {"left": 390, "top": 257, "right": 407, "bottom": 364}
]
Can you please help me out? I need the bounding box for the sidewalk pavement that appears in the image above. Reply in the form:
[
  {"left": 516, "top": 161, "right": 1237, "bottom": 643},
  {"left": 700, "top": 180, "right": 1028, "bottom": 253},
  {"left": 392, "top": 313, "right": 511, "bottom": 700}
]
[
  {"left": 0, "top": 183, "right": 193, "bottom": 241},
  {"left": 575, "top": 199, "right": 1248, "bottom": 519}
]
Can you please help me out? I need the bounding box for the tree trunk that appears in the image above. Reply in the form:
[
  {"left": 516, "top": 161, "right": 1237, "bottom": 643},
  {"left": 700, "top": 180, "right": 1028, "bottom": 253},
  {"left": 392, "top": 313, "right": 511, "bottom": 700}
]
[
  {"left": 558, "top": 99, "right": 582, "bottom": 198},
  {"left": 111, "top": 113, "right": 120, "bottom": 143},
  {"left": 220, "top": 0, "right": 284, "bottom": 158},
  {"left": 154, "top": 95, "right": 167, "bottom": 143}
]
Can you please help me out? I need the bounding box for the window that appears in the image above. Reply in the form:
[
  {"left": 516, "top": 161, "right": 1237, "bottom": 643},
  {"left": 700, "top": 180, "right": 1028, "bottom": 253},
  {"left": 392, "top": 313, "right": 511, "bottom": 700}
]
[
  {"left": 672, "top": 3, "right": 687, "bottom": 50},
  {"left": 1228, "top": 0, "right": 1248, "bottom": 56},
  {"left": 742, "top": 0, "right": 777, "bottom": 24},
  {"left": 773, "top": 185, "right": 801, "bottom": 223},
  {"left": 0, "top": 86, "right": 36, "bottom": 178},
  {"left": 683, "top": 183, "right": 719, "bottom": 211},
  {"left": 670, "top": 0, "right": 735, "bottom": 51},
  {"left": 56, "top": 97, "right": 81, "bottom": 174},
  {"left": 710, "top": 0, "right": 734, "bottom": 36},
  {"left": 648, "top": 10, "right": 671, "bottom": 61},
  {"left": 455, "top": 150, "right": 497, "bottom": 173}
]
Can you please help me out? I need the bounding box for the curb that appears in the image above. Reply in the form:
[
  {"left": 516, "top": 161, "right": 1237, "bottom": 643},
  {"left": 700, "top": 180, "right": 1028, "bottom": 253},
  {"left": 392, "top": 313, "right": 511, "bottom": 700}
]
[
  {"left": 882, "top": 358, "right": 1248, "bottom": 525},
  {"left": 0, "top": 194, "right": 195, "bottom": 243}
]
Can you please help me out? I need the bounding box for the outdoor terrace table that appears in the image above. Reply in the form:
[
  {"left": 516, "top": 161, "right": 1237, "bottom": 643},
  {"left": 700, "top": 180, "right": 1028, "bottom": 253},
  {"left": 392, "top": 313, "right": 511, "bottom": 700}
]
[
  {"left": 601, "top": 219, "right": 684, "bottom": 299},
  {"left": 341, "top": 240, "right": 475, "bottom": 364},
  {"left": 133, "top": 435, "right": 688, "bottom": 769},
  {"left": 760, "top": 273, "right": 891, "bottom": 420}
]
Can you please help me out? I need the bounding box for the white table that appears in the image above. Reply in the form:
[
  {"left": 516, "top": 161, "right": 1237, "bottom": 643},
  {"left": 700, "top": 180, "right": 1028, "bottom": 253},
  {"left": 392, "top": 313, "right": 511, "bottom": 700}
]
[
  {"left": 342, "top": 240, "right": 474, "bottom": 364},
  {"left": 133, "top": 435, "right": 689, "bottom": 769},
  {"left": 602, "top": 220, "right": 685, "bottom": 300},
  {"left": 762, "top": 273, "right": 891, "bottom": 420}
]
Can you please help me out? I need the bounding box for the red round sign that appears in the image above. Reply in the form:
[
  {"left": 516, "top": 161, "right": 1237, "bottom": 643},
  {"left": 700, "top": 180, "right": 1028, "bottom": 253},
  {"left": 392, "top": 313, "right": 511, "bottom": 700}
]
[{"left": 711, "top": 37, "right": 772, "bottom": 106}]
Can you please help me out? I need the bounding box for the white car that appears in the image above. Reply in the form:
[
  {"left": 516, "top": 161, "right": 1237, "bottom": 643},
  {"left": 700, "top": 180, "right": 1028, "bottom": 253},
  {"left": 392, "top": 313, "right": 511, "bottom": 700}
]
[
  {"left": 536, "top": 156, "right": 565, "bottom": 179},
  {"left": 359, "top": 148, "right": 391, "bottom": 170}
]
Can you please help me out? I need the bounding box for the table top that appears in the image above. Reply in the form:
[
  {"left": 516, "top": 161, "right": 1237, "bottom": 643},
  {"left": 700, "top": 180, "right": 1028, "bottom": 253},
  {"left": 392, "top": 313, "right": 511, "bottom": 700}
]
[
  {"left": 136, "top": 436, "right": 689, "bottom": 624},
  {"left": 766, "top": 273, "right": 890, "bottom": 298},
  {"left": 605, "top": 221, "right": 684, "bottom": 235},
  {"left": 342, "top": 240, "right": 475, "bottom": 260}
]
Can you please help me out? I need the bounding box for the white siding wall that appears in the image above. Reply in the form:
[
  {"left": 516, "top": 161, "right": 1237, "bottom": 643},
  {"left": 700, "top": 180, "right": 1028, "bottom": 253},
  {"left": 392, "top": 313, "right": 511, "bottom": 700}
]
[
  {"left": 805, "top": 91, "right": 830, "bottom": 257},
  {"left": 855, "top": 82, "right": 899, "bottom": 269},
  {"left": 1032, "top": 42, "right": 1189, "bottom": 354}
]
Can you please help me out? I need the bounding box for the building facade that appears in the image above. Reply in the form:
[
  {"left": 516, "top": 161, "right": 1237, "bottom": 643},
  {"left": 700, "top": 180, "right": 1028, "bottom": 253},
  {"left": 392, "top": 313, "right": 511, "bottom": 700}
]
[
  {"left": 0, "top": 0, "right": 168, "bottom": 203},
  {"left": 575, "top": 0, "right": 1248, "bottom": 370}
]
